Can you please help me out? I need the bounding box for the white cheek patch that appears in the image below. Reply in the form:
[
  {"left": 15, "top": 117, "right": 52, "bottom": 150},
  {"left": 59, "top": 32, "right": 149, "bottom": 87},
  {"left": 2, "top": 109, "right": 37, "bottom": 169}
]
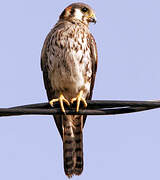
[{"left": 74, "top": 9, "right": 83, "bottom": 21}]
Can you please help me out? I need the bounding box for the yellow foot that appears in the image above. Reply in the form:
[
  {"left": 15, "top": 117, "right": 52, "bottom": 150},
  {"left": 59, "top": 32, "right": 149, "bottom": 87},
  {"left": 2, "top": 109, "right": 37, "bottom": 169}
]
[
  {"left": 71, "top": 90, "right": 87, "bottom": 112},
  {"left": 49, "top": 94, "right": 70, "bottom": 113}
]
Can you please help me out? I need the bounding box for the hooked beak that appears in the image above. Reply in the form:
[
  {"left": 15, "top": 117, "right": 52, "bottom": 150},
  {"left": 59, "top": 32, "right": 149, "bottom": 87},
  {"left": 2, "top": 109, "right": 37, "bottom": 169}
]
[
  {"left": 88, "top": 14, "right": 97, "bottom": 24},
  {"left": 89, "top": 17, "right": 97, "bottom": 24}
]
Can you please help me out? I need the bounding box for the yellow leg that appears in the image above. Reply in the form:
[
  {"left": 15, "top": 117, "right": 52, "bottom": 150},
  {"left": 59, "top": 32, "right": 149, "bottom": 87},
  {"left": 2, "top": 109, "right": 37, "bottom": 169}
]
[
  {"left": 71, "top": 90, "right": 87, "bottom": 112},
  {"left": 49, "top": 94, "right": 70, "bottom": 113}
]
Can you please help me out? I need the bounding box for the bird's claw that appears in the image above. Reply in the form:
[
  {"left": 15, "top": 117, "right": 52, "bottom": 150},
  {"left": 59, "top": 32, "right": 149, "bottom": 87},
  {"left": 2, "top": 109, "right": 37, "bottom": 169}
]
[
  {"left": 49, "top": 94, "right": 70, "bottom": 113},
  {"left": 71, "top": 90, "right": 87, "bottom": 112}
]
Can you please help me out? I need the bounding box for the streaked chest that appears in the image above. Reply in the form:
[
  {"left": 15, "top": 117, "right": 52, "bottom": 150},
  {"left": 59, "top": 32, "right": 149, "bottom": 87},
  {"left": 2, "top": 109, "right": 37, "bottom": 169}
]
[{"left": 47, "top": 22, "right": 92, "bottom": 94}]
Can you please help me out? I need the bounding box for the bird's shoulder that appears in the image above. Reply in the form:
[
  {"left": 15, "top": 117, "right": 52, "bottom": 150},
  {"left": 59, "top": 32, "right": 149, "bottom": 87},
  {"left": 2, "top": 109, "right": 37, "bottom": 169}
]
[
  {"left": 41, "top": 21, "right": 76, "bottom": 70},
  {"left": 41, "top": 21, "right": 67, "bottom": 71}
]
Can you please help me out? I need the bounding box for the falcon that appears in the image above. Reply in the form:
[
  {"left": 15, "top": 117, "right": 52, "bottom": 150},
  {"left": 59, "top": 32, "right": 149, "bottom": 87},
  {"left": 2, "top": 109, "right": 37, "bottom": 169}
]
[{"left": 41, "top": 2, "right": 98, "bottom": 177}]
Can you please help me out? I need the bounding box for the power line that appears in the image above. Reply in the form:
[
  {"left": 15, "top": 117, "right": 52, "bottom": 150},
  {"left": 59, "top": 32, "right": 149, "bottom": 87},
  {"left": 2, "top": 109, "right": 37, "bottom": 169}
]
[{"left": 0, "top": 100, "right": 160, "bottom": 117}]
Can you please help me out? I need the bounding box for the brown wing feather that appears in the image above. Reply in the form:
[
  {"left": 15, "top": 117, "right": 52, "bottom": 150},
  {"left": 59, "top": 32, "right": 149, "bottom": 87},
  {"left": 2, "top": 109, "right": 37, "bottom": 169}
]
[
  {"left": 41, "top": 24, "right": 65, "bottom": 139},
  {"left": 82, "top": 33, "right": 98, "bottom": 127}
]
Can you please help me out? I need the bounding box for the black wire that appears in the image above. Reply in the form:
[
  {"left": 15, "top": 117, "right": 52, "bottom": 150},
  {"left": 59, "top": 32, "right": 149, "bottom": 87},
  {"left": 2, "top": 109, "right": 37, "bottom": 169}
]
[
  {"left": 0, "top": 100, "right": 160, "bottom": 117},
  {"left": 7, "top": 100, "right": 160, "bottom": 110}
]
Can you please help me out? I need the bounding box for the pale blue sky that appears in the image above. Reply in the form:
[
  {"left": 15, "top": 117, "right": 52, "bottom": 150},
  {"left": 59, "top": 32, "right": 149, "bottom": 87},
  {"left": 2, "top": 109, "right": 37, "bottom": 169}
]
[{"left": 0, "top": 0, "right": 160, "bottom": 179}]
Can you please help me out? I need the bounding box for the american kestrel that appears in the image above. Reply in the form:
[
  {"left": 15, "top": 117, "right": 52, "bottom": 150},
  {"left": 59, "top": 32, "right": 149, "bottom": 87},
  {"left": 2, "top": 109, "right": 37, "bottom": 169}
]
[{"left": 41, "top": 2, "right": 98, "bottom": 177}]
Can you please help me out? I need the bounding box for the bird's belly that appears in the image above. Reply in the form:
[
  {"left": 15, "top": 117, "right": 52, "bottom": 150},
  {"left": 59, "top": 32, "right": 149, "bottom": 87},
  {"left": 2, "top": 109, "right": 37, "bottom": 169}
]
[{"left": 50, "top": 62, "right": 91, "bottom": 99}]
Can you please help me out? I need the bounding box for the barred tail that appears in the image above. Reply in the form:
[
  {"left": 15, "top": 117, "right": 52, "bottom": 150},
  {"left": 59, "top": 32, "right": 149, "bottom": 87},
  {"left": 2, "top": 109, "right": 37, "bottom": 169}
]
[{"left": 63, "top": 115, "right": 83, "bottom": 178}]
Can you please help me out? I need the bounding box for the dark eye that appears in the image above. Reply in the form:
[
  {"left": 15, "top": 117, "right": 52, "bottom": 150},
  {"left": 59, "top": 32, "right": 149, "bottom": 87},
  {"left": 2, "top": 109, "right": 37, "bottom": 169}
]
[{"left": 81, "top": 7, "right": 88, "bottom": 12}]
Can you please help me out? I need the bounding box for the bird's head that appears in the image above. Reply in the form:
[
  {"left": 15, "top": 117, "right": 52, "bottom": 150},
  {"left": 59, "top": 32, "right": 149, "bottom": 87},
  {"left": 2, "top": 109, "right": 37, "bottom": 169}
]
[{"left": 59, "top": 3, "right": 96, "bottom": 26}]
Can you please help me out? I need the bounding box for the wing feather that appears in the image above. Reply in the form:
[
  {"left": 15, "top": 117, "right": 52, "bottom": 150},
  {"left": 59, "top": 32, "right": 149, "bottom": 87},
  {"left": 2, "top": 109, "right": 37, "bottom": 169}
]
[
  {"left": 83, "top": 33, "right": 98, "bottom": 126},
  {"left": 41, "top": 24, "right": 66, "bottom": 138}
]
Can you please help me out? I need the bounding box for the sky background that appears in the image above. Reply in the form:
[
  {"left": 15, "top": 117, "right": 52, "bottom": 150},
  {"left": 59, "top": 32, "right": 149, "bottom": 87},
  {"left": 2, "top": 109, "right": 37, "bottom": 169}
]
[{"left": 0, "top": 0, "right": 160, "bottom": 179}]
